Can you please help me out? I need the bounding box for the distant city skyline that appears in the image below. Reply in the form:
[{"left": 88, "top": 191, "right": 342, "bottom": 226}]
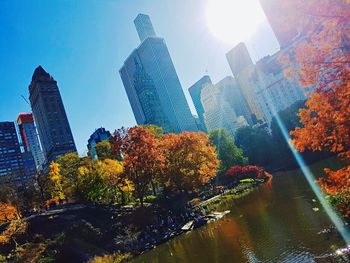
[{"left": 0, "top": 0, "right": 279, "bottom": 154}]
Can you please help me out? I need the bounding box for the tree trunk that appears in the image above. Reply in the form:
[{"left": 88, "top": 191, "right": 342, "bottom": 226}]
[
  {"left": 140, "top": 196, "right": 144, "bottom": 207},
  {"left": 121, "top": 190, "right": 126, "bottom": 206},
  {"left": 151, "top": 180, "right": 157, "bottom": 196}
]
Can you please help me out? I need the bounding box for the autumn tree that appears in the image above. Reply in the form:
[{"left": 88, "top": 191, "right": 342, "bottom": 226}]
[
  {"left": 100, "top": 159, "right": 133, "bottom": 205},
  {"left": 0, "top": 203, "right": 19, "bottom": 225},
  {"left": 161, "top": 132, "right": 219, "bottom": 193},
  {"left": 110, "top": 126, "right": 164, "bottom": 206},
  {"left": 209, "top": 129, "right": 247, "bottom": 173},
  {"left": 282, "top": 0, "right": 350, "bottom": 215},
  {"left": 48, "top": 162, "right": 65, "bottom": 202},
  {"left": 0, "top": 203, "right": 26, "bottom": 247}
]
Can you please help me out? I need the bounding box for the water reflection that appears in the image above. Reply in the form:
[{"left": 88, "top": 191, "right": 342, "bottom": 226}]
[{"left": 133, "top": 161, "right": 348, "bottom": 263}]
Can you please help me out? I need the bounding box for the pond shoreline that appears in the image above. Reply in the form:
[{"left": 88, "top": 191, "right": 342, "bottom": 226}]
[
  {"left": 0, "top": 178, "right": 270, "bottom": 262},
  {"left": 113, "top": 178, "right": 269, "bottom": 261}
]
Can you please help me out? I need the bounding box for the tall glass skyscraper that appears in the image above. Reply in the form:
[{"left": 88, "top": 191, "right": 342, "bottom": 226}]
[
  {"left": 134, "top": 14, "right": 157, "bottom": 42},
  {"left": 29, "top": 66, "right": 76, "bottom": 169},
  {"left": 120, "top": 14, "right": 198, "bottom": 133}
]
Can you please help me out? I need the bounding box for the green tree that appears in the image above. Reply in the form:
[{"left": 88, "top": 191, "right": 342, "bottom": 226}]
[
  {"left": 143, "top": 124, "right": 164, "bottom": 138},
  {"left": 235, "top": 126, "right": 274, "bottom": 167},
  {"left": 270, "top": 100, "right": 306, "bottom": 145},
  {"left": 209, "top": 129, "right": 247, "bottom": 173},
  {"left": 95, "top": 141, "right": 113, "bottom": 160},
  {"left": 56, "top": 153, "right": 81, "bottom": 200}
]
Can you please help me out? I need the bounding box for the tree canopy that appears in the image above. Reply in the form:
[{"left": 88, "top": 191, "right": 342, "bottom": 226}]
[{"left": 209, "top": 129, "right": 247, "bottom": 173}]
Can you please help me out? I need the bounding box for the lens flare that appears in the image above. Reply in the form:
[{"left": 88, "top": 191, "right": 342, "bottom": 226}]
[
  {"left": 273, "top": 110, "right": 350, "bottom": 245},
  {"left": 206, "top": 0, "right": 265, "bottom": 44}
]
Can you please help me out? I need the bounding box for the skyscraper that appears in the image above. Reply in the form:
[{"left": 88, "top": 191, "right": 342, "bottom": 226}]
[
  {"left": 188, "top": 75, "right": 213, "bottom": 132},
  {"left": 0, "top": 122, "right": 25, "bottom": 185},
  {"left": 226, "top": 43, "right": 264, "bottom": 122},
  {"left": 226, "top": 42, "right": 253, "bottom": 78},
  {"left": 134, "top": 14, "right": 157, "bottom": 42},
  {"left": 29, "top": 66, "right": 76, "bottom": 168},
  {"left": 87, "top": 127, "right": 111, "bottom": 160},
  {"left": 200, "top": 83, "right": 239, "bottom": 138},
  {"left": 133, "top": 59, "right": 172, "bottom": 132},
  {"left": 259, "top": 0, "right": 299, "bottom": 48},
  {"left": 17, "top": 112, "right": 45, "bottom": 170},
  {"left": 254, "top": 52, "right": 305, "bottom": 124},
  {"left": 216, "top": 76, "right": 253, "bottom": 125},
  {"left": 120, "top": 14, "right": 197, "bottom": 133}
]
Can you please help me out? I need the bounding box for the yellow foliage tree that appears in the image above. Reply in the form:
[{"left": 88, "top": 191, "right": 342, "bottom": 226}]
[
  {"left": 48, "top": 162, "right": 65, "bottom": 202},
  {"left": 161, "top": 132, "right": 220, "bottom": 193}
]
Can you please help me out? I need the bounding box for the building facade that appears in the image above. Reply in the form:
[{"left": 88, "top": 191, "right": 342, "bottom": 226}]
[
  {"left": 29, "top": 66, "right": 77, "bottom": 169},
  {"left": 188, "top": 75, "right": 212, "bottom": 132},
  {"left": 134, "top": 14, "right": 157, "bottom": 42},
  {"left": 17, "top": 112, "right": 45, "bottom": 170},
  {"left": 120, "top": 14, "right": 198, "bottom": 133},
  {"left": 226, "top": 43, "right": 264, "bottom": 121},
  {"left": 87, "top": 128, "right": 111, "bottom": 160},
  {"left": 200, "top": 83, "right": 239, "bottom": 138},
  {"left": 0, "top": 122, "right": 25, "bottom": 185},
  {"left": 133, "top": 59, "right": 173, "bottom": 132},
  {"left": 254, "top": 52, "right": 305, "bottom": 124},
  {"left": 216, "top": 76, "right": 253, "bottom": 125},
  {"left": 259, "top": 0, "right": 300, "bottom": 48}
]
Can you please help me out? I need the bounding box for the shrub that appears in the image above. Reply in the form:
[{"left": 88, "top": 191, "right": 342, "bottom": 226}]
[{"left": 223, "top": 165, "right": 268, "bottom": 184}]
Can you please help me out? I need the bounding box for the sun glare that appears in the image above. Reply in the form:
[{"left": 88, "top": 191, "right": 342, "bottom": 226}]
[{"left": 206, "top": 0, "right": 265, "bottom": 44}]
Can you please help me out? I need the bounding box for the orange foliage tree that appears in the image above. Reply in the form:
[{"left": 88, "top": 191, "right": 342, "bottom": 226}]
[
  {"left": 283, "top": 0, "right": 350, "bottom": 215},
  {"left": 110, "top": 126, "right": 165, "bottom": 206},
  {"left": 161, "top": 132, "right": 219, "bottom": 193}
]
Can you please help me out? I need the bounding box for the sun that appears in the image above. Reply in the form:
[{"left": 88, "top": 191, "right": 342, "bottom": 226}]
[{"left": 206, "top": 0, "right": 265, "bottom": 44}]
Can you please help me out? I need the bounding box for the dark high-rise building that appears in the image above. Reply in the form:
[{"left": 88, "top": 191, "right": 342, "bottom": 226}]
[
  {"left": 188, "top": 75, "right": 213, "bottom": 132},
  {"left": 29, "top": 66, "right": 76, "bottom": 168},
  {"left": 226, "top": 42, "right": 253, "bottom": 78},
  {"left": 17, "top": 113, "right": 45, "bottom": 170},
  {"left": 259, "top": 0, "right": 299, "bottom": 48},
  {"left": 120, "top": 14, "right": 198, "bottom": 133},
  {"left": 0, "top": 122, "right": 25, "bottom": 185},
  {"left": 87, "top": 127, "right": 111, "bottom": 160}
]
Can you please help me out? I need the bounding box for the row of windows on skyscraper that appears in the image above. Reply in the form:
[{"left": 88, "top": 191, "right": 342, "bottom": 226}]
[{"left": 120, "top": 10, "right": 306, "bottom": 140}]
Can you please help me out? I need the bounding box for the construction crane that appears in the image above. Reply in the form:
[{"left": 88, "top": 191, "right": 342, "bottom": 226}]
[{"left": 21, "top": 95, "right": 30, "bottom": 105}]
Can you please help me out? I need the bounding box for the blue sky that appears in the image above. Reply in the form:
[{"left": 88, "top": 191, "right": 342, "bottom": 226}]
[{"left": 0, "top": 0, "right": 279, "bottom": 155}]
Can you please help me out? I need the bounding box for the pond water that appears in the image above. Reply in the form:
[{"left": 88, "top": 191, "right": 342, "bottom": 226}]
[{"left": 133, "top": 159, "right": 349, "bottom": 262}]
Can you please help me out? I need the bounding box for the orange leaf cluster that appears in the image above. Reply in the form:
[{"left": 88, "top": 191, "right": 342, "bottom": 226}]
[{"left": 0, "top": 203, "right": 19, "bottom": 224}]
